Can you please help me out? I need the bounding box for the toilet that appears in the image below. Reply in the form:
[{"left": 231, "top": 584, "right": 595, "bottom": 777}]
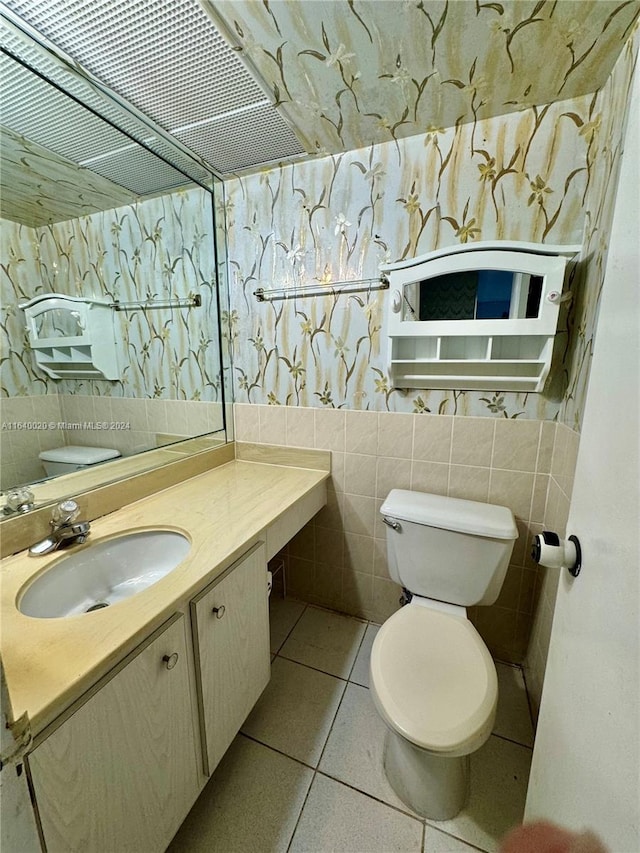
[
  {"left": 39, "top": 445, "right": 121, "bottom": 477},
  {"left": 370, "top": 489, "right": 518, "bottom": 820}
]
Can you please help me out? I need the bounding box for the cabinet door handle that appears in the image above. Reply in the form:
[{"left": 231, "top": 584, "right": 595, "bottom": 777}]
[
  {"left": 212, "top": 605, "right": 226, "bottom": 619},
  {"left": 162, "top": 652, "right": 179, "bottom": 670}
]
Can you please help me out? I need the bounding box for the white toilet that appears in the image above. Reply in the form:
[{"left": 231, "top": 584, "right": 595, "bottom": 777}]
[
  {"left": 39, "top": 445, "right": 121, "bottom": 477},
  {"left": 370, "top": 489, "right": 518, "bottom": 820}
]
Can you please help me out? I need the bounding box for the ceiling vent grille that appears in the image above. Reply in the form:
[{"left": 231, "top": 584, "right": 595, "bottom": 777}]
[{"left": 3, "top": 0, "right": 305, "bottom": 174}]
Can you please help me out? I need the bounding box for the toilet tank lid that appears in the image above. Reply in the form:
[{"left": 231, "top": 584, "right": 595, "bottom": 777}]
[
  {"left": 380, "top": 489, "right": 518, "bottom": 540},
  {"left": 39, "top": 445, "right": 121, "bottom": 464}
]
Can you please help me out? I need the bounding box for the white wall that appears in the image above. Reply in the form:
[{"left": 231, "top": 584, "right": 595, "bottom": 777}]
[{"left": 525, "top": 54, "right": 639, "bottom": 848}]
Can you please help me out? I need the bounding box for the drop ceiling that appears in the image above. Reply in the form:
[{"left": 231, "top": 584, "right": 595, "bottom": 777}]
[{"left": 1, "top": 0, "right": 638, "bottom": 186}]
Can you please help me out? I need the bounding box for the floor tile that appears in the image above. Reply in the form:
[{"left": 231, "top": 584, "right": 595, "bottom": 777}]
[
  {"left": 290, "top": 773, "right": 423, "bottom": 853},
  {"left": 279, "top": 605, "right": 367, "bottom": 678},
  {"left": 493, "top": 663, "right": 534, "bottom": 747},
  {"left": 349, "top": 623, "right": 380, "bottom": 688},
  {"left": 269, "top": 596, "right": 306, "bottom": 654},
  {"left": 424, "top": 825, "right": 485, "bottom": 852},
  {"left": 318, "top": 682, "right": 412, "bottom": 814},
  {"left": 167, "top": 735, "right": 312, "bottom": 853},
  {"left": 241, "top": 657, "right": 346, "bottom": 766},
  {"left": 426, "top": 735, "right": 531, "bottom": 853}
]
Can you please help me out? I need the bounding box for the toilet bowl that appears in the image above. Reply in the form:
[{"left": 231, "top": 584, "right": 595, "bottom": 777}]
[
  {"left": 370, "top": 489, "right": 517, "bottom": 819},
  {"left": 370, "top": 597, "right": 498, "bottom": 818},
  {"left": 39, "top": 445, "right": 121, "bottom": 477}
]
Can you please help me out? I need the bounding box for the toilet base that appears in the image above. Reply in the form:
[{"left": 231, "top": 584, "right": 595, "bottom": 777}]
[{"left": 383, "top": 729, "right": 469, "bottom": 820}]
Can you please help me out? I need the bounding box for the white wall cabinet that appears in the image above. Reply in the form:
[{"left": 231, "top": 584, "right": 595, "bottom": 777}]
[
  {"left": 27, "top": 614, "right": 199, "bottom": 853},
  {"left": 191, "top": 542, "right": 270, "bottom": 775},
  {"left": 383, "top": 241, "right": 581, "bottom": 392}
]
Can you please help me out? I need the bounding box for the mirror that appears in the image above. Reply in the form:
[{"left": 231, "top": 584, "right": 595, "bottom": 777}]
[
  {"left": 401, "top": 271, "right": 544, "bottom": 322},
  {"left": 0, "top": 37, "right": 228, "bottom": 512}
]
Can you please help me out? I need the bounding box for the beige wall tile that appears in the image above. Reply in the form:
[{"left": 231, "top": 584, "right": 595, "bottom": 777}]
[
  {"left": 492, "top": 419, "right": 541, "bottom": 472},
  {"left": 537, "top": 421, "right": 556, "bottom": 474},
  {"left": 373, "top": 537, "right": 390, "bottom": 579},
  {"left": 145, "top": 399, "right": 168, "bottom": 436},
  {"left": 289, "top": 523, "right": 315, "bottom": 561},
  {"left": 371, "top": 577, "right": 402, "bottom": 623},
  {"left": 315, "top": 408, "right": 346, "bottom": 451},
  {"left": 376, "top": 456, "right": 412, "bottom": 500},
  {"left": 259, "top": 404, "right": 286, "bottom": 444},
  {"left": 377, "top": 411, "right": 413, "bottom": 458},
  {"left": 314, "top": 490, "right": 344, "bottom": 530},
  {"left": 344, "top": 453, "right": 377, "bottom": 497},
  {"left": 330, "top": 451, "right": 345, "bottom": 492},
  {"left": 551, "top": 421, "right": 569, "bottom": 480},
  {"left": 342, "top": 493, "right": 377, "bottom": 537},
  {"left": 493, "top": 564, "right": 522, "bottom": 610},
  {"left": 345, "top": 411, "right": 378, "bottom": 454},
  {"left": 413, "top": 415, "right": 452, "bottom": 463},
  {"left": 165, "top": 400, "right": 189, "bottom": 436},
  {"left": 315, "top": 526, "right": 345, "bottom": 567},
  {"left": 448, "top": 465, "right": 490, "bottom": 502},
  {"left": 344, "top": 532, "right": 375, "bottom": 574},
  {"left": 471, "top": 606, "right": 518, "bottom": 663},
  {"left": 451, "top": 417, "right": 495, "bottom": 467},
  {"left": 489, "top": 469, "right": 535, "bottom": 519},
  {"left": 234, "top": 403, "right": 260, "bottom": 441},
  {"left": 287, "top": 556, "right": 315, "bottom": 598},
  {"left": 313, "top": 563, "right": 343, "bottom": 609},
  {"left": 511, "top": 520, "right": 530, "bottom": 567},
  {"left": 342, "top": 569, "right": 374, "bottom": 616},
  {"left": 530, "top": 474, "right": 549, "bottom": 524},
  {"left": 286, "top": 406, "right": 315, "bottom": 447},
  {"left": 519, "top": 568, "right": 539, "bottom": 615},
  {"left": 410, "top": 460, "right": 449, "bottom": 495}
]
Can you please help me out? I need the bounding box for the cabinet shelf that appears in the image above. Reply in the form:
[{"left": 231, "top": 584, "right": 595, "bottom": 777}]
[{"left": 383, "top": 241, "right": 580, "bottom": 393}]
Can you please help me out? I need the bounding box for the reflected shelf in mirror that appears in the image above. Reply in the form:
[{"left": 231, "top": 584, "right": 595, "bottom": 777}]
[{"left": 0, "top": 31, "right": 229, "bottom": 515}]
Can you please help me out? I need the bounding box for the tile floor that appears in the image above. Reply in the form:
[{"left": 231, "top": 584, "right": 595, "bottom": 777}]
[{"left": 169, "top": 599, "right": 534, "bottom": 853}]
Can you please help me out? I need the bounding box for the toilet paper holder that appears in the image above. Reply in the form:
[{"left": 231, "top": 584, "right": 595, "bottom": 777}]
[{"left": 531, "top": 531, "right": 582, "bottom": 577}]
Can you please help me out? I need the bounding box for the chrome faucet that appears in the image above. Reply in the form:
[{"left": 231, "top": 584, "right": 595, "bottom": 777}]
[{"left": 29, "top": 500, "right": 91, "bottom": 557}]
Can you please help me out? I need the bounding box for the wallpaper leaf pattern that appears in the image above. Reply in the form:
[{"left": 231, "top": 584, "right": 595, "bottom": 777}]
[
  {"left": 1, "top": 188, "right": 222, "bottom": 402},
  {"left": 224, "top": 27, "right": 638, "bottom": 426},
  {"left": 206, "top": 0, "right": 640, "bottom": 157}
]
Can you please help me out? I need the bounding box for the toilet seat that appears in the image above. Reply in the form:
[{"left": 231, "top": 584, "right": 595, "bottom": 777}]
[{"left": 370, "top": 602, "right": 498, "bottom": 757}]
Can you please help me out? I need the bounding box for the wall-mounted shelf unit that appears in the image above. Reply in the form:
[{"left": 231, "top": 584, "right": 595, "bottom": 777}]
[
  {"left": 382, "top": 241, "right": 581, "bottom": 393},
  {"left": 21, "top": 294, "right": 120, "bottom": 380}
]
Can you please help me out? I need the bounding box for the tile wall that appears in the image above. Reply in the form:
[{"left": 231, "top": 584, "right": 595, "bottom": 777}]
[
  {"left": 524, "top": 423, "right": 579, "bottom": 720},
  {"left": 236, "top": 403, "right": 580, "bottom": 671},
  {"left": 1, "top": 394, "right": 223, "bottom": 490}
]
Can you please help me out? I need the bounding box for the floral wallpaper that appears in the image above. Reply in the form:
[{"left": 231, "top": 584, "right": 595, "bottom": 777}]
[
  {"left": 207, "top": 0, "right": 640, "bottom": 157},
  {"left": 1, "top": 186, "right": 222, "bottom": 402},
  {"left": 0, "top": 126, "right": 135, "bottom": 229},
  {"left": 223, "top": 20, "right": 637, "bottom": 426}
]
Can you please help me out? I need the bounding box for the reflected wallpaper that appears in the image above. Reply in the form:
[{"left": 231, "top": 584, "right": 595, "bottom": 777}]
[{"left": 1, "top": 187, "right": 221, "bottom": 402}]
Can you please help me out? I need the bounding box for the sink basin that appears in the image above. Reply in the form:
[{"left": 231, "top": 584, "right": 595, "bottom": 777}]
[{"left": 18, "top": 530, "right": 191, "bottom": 618}]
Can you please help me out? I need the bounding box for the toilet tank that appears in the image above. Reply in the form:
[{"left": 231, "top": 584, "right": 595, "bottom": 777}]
[
  {"left": 380, "top": 490, "right": 518, "bottom": 607},
  {"left": 39, "top": 445, "right": 121, "bottom": 477}
]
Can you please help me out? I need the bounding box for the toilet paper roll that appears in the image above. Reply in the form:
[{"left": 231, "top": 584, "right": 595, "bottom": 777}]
[{"left": 267, "top": 570, "right": 273, "bottom": 596}]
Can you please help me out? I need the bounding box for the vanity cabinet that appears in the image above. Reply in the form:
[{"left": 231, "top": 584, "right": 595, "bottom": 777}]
[
  {"left": 191, "top": 542, "right": 270, "bottom": 775},
  {"left": 26, "top": 614, "right": 199, "bottom": 853}
]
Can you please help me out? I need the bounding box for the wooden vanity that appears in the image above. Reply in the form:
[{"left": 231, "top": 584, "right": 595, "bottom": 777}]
[{"left": 0, "top": 442, "right": 329, "bottom": 852}]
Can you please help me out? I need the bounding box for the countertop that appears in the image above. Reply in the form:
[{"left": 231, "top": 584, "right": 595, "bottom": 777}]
[{"left": 0, "top": 457, "right": 328, "bottom": 735}]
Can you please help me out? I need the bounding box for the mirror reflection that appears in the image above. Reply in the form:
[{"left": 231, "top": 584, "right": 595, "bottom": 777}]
[
  {"left": 0, "top": 48, "right": 225, "bottom": 501},
  {"left": 402, "top": 270, "right": 544, "bottom": 322}
]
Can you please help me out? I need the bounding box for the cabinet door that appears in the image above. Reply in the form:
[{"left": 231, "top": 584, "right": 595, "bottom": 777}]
[
  {"left": 27, "top": 614, "right": 199, "bottom": 853},
  {"left": 191, "top": 542, "right": 270, "bottom": 775}
]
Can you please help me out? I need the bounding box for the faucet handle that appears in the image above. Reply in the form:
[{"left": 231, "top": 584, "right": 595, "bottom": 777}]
[{"left": 52, "top": 499, "right": 80, "bottom": 526}]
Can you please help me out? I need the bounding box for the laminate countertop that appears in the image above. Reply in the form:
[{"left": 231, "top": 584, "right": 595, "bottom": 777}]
[{"left": 0, "top": 456, "right": 329, "bottom": 735}]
